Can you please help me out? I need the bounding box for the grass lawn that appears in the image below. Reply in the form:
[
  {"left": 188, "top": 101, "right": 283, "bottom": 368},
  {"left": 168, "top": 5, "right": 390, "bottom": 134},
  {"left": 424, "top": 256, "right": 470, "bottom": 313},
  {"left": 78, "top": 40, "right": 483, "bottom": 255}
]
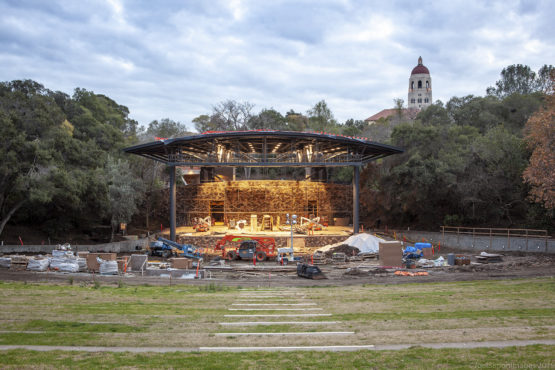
[
  {"left": 0, "top": 346, "right": 553, "bottom": 369},
  {"left": 0, "top": 277, "right": 553, "bottom": 367}
]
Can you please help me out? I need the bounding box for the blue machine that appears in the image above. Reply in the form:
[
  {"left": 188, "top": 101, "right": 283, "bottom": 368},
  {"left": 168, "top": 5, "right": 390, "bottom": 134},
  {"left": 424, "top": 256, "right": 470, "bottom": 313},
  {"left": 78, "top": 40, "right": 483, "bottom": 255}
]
[{"left": 148, "top": 237, "right": 202, "bottom": 259}]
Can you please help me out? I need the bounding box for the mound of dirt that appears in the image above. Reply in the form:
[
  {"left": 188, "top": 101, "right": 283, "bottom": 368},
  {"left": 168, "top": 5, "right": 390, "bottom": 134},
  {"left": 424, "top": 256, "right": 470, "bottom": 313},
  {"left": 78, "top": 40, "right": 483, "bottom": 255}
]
[{"left": 324, "top": 244, "right": 360, "bottom": 258}]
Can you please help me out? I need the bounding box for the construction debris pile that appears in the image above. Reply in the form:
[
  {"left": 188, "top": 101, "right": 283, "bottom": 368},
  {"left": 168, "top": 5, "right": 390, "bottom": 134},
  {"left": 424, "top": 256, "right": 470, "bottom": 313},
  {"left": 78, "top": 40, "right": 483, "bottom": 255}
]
[{"left": 0, "top": 230, "right": 527, "bottom": 284}]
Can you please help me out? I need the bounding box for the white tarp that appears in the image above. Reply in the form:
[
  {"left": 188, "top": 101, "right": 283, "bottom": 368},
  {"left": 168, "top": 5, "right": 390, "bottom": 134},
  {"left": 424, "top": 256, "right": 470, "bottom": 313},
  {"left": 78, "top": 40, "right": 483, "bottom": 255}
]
[
  {"left": 98, "top": 257, "right": 118, "bottom": 275},
  {"left": 50, "top": 257, "right": 79, "bottom": 273},
  {"left": 316, "top": 233, "right": 385, "bottom": 254},
  {"left": 27, "top": 257, "right": 50, "bottom": 271},
  {"left": 52, "top": 250, "right": 74, "bottom": 258}
]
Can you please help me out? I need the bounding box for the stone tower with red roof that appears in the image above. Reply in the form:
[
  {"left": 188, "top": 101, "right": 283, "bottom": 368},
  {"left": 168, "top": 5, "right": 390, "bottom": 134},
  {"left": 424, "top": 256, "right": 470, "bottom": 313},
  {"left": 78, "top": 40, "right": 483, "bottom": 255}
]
[{"left": 408, "top": 56, "right": 432, "bottom": 109}]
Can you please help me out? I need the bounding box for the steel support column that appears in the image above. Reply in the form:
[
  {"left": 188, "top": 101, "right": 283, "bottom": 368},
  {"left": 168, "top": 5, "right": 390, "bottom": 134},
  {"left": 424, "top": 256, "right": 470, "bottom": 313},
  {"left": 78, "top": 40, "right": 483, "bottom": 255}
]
[
  {"left": 169, "top": 165, "right": 176, "bottom": 241},
  {"left": 353, "top": 165, "right": 360, "bottom": 234}
]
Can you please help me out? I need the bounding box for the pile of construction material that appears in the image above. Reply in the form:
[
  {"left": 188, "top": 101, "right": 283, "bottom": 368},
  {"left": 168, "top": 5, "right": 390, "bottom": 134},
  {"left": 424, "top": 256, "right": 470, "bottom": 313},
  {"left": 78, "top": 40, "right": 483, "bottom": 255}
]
[
  {"left": 313, "top": 233, "right": 384, "bottom": 263},
  {"left": 0, "top": 245, "right": 122, "bottom": 274},
  {"left": 49, "top": 247, "right": 83, "bottom": 273},
  {"left": 10, "top": 255, "right": 28, "bottom": 271},
  {"left": 0, "top": 257, "right": 11, "bottom": 268},
  {"left": 27, "top": 256, "right": 51, "bottom": 271}
]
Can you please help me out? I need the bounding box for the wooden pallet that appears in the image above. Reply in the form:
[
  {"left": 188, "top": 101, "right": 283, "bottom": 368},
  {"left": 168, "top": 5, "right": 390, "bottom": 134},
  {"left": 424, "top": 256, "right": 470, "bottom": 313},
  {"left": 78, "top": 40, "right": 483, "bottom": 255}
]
[{"left": 475, "top": 253, "right": 503, "bottom": 263}]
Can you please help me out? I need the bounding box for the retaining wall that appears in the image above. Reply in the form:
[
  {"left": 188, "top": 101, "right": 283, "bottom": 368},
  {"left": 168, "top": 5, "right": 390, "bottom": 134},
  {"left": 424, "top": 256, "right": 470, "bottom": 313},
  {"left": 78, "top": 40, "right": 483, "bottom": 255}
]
[
  {"left": 178, "top": 235, "right": 349, "bottom": 250},
  {"left": 0, "top": 234, "right": 349, "bottom": 254},
  {"left": 0, "top": 238, "right": 148, "bottom": 254},
  {"left": 393, "top": 230, "right": 555, "bottom": 254}
]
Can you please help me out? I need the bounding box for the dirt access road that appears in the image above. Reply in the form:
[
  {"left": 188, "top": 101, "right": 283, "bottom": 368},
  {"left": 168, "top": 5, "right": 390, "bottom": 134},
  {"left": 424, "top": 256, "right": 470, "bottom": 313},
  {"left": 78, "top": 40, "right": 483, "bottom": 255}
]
[{"left": 0, "top": 254, "right": 553, "bottom": 287}]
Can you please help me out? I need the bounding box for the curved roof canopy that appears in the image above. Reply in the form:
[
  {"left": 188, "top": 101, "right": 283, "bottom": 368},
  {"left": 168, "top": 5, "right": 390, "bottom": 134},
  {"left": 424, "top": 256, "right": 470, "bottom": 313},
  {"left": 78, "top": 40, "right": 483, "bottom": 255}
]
[{"left": 124, "top": 130, "right": 403, "bottom": 167}]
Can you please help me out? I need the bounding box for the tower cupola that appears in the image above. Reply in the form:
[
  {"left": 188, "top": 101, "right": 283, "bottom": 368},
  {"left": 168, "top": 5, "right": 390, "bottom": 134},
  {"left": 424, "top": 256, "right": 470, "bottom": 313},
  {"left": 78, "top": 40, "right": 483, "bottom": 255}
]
[{"left": 408, "top": 56, "right": 432, "bottom": 109}]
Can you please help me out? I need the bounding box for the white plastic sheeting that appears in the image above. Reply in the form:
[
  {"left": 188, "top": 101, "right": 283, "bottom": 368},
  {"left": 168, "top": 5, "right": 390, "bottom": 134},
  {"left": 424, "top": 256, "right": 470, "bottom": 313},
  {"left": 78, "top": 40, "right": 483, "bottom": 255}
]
[
  {"left": 50, "top": 257, "right": 79, "bottom": 273},
  {"left": 98, "top": 258, "right": 118, "bottom": 275},
  {"left": 316, "top": 233, "right": 386, "bottom": 254},
  {"left": 0, "top": 257, "right": 10, "bottom": 268},
  {"left": 52, "top": 250, "right": 74, "bottom": 258},
  {"left": 27, "top": 258, "right": 50, "bottom": 271},
  {"left": 417, "top": 256, "right": 446, "bottom": 267}
]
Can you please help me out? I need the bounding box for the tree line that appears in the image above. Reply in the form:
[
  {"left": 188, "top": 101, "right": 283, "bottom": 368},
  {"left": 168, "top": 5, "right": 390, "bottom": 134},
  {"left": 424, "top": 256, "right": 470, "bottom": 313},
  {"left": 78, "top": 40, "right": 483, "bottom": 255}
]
[{"left": 0, "top": 63, "right": 553, "bottom": 242}]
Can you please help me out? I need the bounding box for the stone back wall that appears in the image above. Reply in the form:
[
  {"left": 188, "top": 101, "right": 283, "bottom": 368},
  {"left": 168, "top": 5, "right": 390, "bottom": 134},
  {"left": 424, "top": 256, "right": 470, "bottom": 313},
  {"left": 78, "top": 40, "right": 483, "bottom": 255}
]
[{"left": 158, "top": 180, "right": 352, "bottom": 226}]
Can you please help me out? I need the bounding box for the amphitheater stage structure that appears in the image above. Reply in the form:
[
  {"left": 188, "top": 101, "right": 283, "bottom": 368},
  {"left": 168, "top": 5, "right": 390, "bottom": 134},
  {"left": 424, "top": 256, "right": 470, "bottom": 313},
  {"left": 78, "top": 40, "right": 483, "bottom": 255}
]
[{"left": 124, "top": 130, "right": 403, "bottom": 241}]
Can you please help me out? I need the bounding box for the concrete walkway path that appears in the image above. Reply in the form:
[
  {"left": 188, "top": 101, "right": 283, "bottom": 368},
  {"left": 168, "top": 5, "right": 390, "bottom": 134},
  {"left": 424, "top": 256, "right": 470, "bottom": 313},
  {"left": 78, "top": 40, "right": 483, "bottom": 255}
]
[{"left": 0, "top": 340, "right": 553, "bottom": 353}]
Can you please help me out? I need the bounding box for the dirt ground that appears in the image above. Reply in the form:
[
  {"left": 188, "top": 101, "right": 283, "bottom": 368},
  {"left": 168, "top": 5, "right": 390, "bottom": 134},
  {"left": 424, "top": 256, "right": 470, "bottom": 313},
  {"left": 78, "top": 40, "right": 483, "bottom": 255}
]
[{"left": 0, "top": 252, "right": 553, "bottom": 287}]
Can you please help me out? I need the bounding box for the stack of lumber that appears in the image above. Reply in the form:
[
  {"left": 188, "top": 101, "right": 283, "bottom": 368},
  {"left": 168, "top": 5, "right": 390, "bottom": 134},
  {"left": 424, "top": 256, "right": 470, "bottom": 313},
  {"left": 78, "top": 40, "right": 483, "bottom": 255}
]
[
  {"left": 332, "top": 252, "right": 347, "bottom": 263},
  {"left": 170, "top": 258, "right": 193, "bottom": 269},
  {"left": 9, "top": 255, "right": 28, "bottom": 271},
  {"left": 359, "top": 253, "right": 378, "bottom": 260},
  {"left": 312, "top": 251, "right": 328, "bottom": 264},
  {"left": 475, "top": 252, "right": 503, "bottom": 263},
  {"left": 455, "top": 255, "right": 471, "bottom": 265}
]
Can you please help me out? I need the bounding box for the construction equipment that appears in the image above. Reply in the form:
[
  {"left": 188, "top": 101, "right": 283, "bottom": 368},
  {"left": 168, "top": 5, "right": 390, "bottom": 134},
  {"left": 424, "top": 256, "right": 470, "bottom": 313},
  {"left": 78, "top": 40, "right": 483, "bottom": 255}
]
[
  {"left": 259, "top": 215, "right": 273, "bottom": 231},
  {"left": 214, "top": 235, "right": 276, "bottom": 261},
  {"left": 237, "top": 240, "right": 267, "bottom": 261},
  {"left": 297, "top": 263, "right": 327, "bottom": 279},
  {"left": 193, "top": 216, "right": 211, "bottom": 232},
  {"left": 300, "top": 216, "right": 324, "bottom": 231},
  {"left": 148, "top": 237, "right": 203, "bottom": 259},
  {"left": 276, "top": 247, "right": 297, "bottom": 265}
]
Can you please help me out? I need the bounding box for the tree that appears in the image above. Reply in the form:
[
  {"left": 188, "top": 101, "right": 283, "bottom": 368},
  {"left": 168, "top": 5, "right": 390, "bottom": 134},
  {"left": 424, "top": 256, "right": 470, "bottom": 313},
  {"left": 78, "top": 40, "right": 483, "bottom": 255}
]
[
  {"left": 307, "top": 100, "right": 338, "bottom": 132},
  {"left": 192, "top": 114, "right": 213, "bottom": 133},
  {"left": 144, "top": 118, "right": 190, "bottom": 140},
  {"left": 446, "top": 95, "right": 502, "bottom": 133},
  {"left": 393, "top": 98, "right": 404, "bottom": 120},
  {"left": 0, "top": 81, "right": 66, "bottom": 237},
  {"left": 537, "top": 65, "right": 555, "bottom": 94},
  {"left": 342, "top": 118, "right": 367, "bottom": 136},
  {"left": 361, "top": 118, "right": 393, "bottom": 143},
  {"left": 465, "top": 126, "right": 529, "bottom": 225},
  {"left": 193, "top": 100, "right": 254, "bottom": 132},
  {"left": 487, "top": 64, "right": 554, "bottom": 98},
  {"left": 417, "top": 101, "right": 451, "bottom": 126},
  {"left": 523, "top": 72, "right": 555, "bottom": 210},
  {"left": 285, "top": 110, "right": 309, "bottom": 131},
  {"left": 136, "top": 118, "right": 187, "bottom": 229},
  {"left": 211, "top": 100, "right": 254, "bottom": 131},
  {"left": 104, "top": 156, "right": 144, "bottom": 240},
  {"left": 0, "top": 80, "right": 145, "bottom": 239},
  {"left": 247, "top": 109, "right": 287, "bottom": 130}
]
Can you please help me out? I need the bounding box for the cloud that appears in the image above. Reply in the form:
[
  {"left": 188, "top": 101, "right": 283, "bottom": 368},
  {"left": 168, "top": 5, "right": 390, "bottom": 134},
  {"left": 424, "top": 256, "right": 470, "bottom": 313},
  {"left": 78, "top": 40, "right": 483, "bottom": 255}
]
[{"left": 0, "top": 0, "right": 554, "bottom": 132}]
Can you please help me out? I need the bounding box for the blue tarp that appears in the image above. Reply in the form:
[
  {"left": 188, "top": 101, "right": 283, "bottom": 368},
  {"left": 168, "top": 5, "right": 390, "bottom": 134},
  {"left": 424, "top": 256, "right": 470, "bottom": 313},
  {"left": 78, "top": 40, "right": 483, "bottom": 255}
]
[{"left": 403, "top": 246, "right": 423, "bottom": 258}]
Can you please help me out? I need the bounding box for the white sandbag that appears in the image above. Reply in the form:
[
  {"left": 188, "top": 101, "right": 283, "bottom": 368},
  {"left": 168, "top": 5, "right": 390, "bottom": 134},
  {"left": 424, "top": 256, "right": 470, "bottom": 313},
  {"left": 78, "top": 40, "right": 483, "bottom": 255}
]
[
  {"left": 27, "top": 258, "right": 50, "bottom": 271},
  {"left": 49, "top": 257, "right": 79, "bottom": 273},
  {"left": 98, "top": 257, "right": 118, "bottom": 275},
  {"left": 0, "top": 257, "right": 10, "bottom": 268}
]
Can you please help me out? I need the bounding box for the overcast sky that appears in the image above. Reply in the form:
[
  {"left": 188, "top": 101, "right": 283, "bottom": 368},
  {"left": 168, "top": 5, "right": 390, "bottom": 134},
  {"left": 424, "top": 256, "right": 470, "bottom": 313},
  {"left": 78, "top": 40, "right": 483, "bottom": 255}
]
[{"left": 1, "top": 0, "right": 553, "bottom": 131}]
